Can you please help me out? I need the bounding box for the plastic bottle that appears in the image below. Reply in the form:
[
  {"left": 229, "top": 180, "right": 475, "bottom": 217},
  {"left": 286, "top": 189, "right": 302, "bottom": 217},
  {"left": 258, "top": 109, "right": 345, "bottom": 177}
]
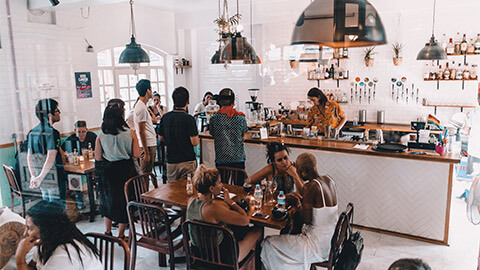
[
  {"left": 254, "top": 184, "right": 263, "bottom": 211},
  {"left": 186, "top": 174, "right": 193, "bottom": 195},
  {"left": 277, "top": 191, "right": 286, "bottom": 210}
]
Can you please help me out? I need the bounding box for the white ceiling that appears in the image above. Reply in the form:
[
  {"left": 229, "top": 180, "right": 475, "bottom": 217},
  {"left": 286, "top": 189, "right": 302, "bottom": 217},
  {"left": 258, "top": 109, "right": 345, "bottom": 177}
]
[{"left": 28, "top": 0, "right": 289, "bottom": 13}]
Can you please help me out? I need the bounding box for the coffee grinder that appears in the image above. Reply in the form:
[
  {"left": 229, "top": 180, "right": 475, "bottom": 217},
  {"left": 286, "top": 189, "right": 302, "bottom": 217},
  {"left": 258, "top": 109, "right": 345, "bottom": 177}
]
[{"left": 245, "top": 88, "right": 264, "bottom": 124}]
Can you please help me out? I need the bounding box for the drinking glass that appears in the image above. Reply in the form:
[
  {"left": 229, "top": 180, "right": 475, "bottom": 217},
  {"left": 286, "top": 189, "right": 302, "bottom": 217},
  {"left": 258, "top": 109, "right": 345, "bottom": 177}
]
[{"left": 267, "top": 180, "right": 277, "bottom": 205}]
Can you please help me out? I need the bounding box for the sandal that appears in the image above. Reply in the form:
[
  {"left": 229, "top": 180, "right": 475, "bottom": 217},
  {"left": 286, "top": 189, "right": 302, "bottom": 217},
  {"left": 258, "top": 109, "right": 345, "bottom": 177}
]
[{"left": 105, "top": 231, "right": 113, "bottom": 236}]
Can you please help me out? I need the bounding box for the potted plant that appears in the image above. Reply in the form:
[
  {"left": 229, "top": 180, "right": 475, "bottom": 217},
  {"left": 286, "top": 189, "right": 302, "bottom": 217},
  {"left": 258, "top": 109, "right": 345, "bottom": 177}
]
[
  {"left": 392, "top": 42, "right": 404, "bottom": 66},
  {"left": 363, "top": 47, "right": 376, "bottom": 67}
]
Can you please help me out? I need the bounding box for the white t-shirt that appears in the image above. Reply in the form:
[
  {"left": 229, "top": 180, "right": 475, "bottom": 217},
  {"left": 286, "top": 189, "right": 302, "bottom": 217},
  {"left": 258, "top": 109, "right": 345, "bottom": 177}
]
[
  {"left": 0, "top": 207, "right": 25, "bottom": 270},
  {"left": 126, "top": 109, "right": 135, "bottom": 130},
  {"left": 32, "top": 240, "right": 103, "bottom": 270},
  {"left": 194, "top": 102, "right": 206, "bottom": 115},
  {"left": 133, "top": 101, "right": 157, "bottom": 147},
  {"left": 467, "top": 106, "right": 480, "bottom": 157}
]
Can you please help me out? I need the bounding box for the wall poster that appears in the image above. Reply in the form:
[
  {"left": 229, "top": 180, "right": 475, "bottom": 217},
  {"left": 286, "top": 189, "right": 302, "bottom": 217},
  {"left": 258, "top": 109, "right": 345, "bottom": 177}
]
[{"left": 75, "top": 72, "right": 92, "bottom": 99}]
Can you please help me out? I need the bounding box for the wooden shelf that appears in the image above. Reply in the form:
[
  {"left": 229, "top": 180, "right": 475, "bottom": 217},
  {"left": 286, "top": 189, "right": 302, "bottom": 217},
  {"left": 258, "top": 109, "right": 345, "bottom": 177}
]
[
  {"left": 446, "top": 53, "right": 480, "bottom": 56},
  {"left": 308, "top": 78, "right": 349, "bottom": 81},
  {"left": 174, "top": 65, "right": 192, "bottom": 68},
  {"left": 423, "top": 79, "right": 477, "bottom": 81},
  {"left": 174, "top": 65, "right": 192, "bottom": 74},
  {"left": 333, "top": 57, "right": 350, "bottom": 60},
  {"left": 422, "top": 104, "right": 476, "bottom": 114}
]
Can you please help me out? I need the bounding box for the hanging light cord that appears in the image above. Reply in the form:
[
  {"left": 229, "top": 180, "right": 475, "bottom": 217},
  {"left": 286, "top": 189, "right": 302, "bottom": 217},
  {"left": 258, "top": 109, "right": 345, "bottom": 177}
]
[
  {"left": 250, "top": 0, "right": 253, "bottom": 41},
  {"left": 130, "top": 0, "right": 136, "bottom": 37},
  {"left": 431, "top": 0, "right": 436, "bottom": 37}
]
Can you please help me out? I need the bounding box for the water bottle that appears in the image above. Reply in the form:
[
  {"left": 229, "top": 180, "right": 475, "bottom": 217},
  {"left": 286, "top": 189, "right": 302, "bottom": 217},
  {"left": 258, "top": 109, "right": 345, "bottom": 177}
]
[
  {"left": 277, "top": 191, "right": 286, "bottom": 210},
  {"left": 254, "top": 184, "right": 262, "bottom": 211},
  {"left": 186, "top": 174, "right": 193, "bottom": 195}
]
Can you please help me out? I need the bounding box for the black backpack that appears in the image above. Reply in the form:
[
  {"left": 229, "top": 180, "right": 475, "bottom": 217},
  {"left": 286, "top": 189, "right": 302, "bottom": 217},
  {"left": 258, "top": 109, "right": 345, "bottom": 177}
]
[{"left": 334, "top": 212, "right": 364, "bottom": 270}]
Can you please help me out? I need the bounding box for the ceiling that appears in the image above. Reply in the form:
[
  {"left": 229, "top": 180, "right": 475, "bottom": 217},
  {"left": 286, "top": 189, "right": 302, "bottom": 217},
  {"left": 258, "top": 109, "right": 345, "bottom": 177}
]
[{"left": 28, "top": 0, "right": 289, "bottom": 13}]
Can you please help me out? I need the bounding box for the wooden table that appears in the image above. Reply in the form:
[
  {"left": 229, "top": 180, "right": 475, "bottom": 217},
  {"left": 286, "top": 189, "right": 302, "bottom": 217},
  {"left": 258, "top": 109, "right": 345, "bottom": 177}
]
[
  {"left": 141, "top": 178, "right": 288, "bottom": 230},
  {"left": 64, "top": 159, "right": 97, "bottom": 222}
]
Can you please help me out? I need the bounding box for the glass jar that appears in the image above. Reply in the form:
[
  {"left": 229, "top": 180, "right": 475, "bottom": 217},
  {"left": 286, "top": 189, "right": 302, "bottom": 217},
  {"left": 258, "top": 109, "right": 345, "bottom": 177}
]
[{"left": 471, "top": 64, "right": 478, "bottom": 79}]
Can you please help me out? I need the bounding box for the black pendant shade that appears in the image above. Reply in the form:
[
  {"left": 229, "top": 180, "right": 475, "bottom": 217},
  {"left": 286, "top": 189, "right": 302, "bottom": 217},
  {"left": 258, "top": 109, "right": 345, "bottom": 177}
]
[
  {"left": 291, "top": 0, "right": 387, "bottom": 48},
  {"left": 119, "top": 36, "right": 150, "bottom": 64},
  {"left": 416, "top": 36, "right": 447, "bottom": 60},
  {"left": 220, "top": 34, "right": 261, "bottom": 64}
]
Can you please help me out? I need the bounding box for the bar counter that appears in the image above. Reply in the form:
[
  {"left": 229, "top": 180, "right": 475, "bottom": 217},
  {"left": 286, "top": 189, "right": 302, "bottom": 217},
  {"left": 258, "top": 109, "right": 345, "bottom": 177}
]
[{"left": 199, "top": 132, "right": 460, "bottom": 245}]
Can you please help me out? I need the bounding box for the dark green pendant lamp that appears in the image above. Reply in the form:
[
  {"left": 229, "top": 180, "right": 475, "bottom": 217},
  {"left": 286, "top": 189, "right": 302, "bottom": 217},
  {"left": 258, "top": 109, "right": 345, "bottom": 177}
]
[{"left": 416, "top": 0, "right": 447, "bottom": 60}]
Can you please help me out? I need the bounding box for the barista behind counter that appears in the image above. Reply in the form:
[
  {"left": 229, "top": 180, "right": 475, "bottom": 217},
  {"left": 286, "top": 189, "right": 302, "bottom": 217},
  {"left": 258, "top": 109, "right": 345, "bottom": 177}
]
[{"left": 307, "top": 87, "right": 347, "bottom": 133}]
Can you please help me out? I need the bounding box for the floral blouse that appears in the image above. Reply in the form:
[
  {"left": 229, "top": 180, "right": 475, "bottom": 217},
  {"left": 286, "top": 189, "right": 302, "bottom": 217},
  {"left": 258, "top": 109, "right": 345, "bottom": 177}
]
[{"left": 307, "top": 101, "right": 344, "bottom": 130}]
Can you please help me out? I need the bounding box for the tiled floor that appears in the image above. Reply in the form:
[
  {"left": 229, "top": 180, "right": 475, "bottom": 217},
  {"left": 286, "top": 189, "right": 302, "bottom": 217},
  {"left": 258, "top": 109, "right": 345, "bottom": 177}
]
[{"left": 76, "top": 177, "right": 480, "bottom": 270}]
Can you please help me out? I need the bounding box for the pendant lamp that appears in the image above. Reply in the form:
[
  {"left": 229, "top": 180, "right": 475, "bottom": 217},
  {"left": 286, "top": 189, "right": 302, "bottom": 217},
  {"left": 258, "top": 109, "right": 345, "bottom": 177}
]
[
  {"left": 291, "top": 0, "right": 387, "bottom": 48},
  {"left": 416, "top": 0, "right": 447, "bottom": 60},
  {"left": 119, "top": 0, "right": 150, "bottom": 70},
  {"left": 220, "top": 0, "right": 260, "bottom": 64}
]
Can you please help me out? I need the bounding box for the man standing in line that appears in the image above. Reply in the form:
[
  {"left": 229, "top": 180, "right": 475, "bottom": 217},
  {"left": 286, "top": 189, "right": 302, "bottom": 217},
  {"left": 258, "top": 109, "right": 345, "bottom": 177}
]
[
  {"left": 159, "top": 86, "right": 199, "bottom": 182},
  {"left": 26, "top": 98, "right": 66, "bottom": 203},
  {"left": 209, "top": 88, "right": 248, "bottom": 184},
  {"left": 133, "top": 79, "right": 157, "bottom": 174},
  {"left": 61, "top": 120, "right": 97, "bottom": 155}
]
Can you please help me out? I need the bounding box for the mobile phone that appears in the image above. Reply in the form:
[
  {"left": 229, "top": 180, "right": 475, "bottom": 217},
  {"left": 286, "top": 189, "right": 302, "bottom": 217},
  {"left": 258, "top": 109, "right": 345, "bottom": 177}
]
[{"left": 252, "top": 212, "right": 269, "bottom": 219}]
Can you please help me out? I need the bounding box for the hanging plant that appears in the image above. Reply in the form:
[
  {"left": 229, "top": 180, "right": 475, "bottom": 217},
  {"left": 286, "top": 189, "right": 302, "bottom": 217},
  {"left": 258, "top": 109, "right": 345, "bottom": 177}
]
[
  {"left": 214, "top": 13, "right": 242, "bottom": 38},
  {"left": 363, "top": 47, "right": 376, "bottom": 67},
  {"left": 392, "top": 42, "right": 404, "bottom": 66}
]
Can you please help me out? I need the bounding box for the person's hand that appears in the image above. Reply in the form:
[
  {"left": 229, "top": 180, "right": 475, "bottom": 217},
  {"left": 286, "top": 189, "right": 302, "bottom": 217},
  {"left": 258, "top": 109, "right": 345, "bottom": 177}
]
[
  {"left": 223, "top": 188, "right": 234, "bottom": 206},
  {"left": 143, "top": 152, "right": 150, "bottom": 163},
  {"left": 285, "top": 193, "right": 301, "bottom": 208},
  {"left": 29, "top": 176, "right": 42, "bottom": 189},
  {"left": 286, "top": 163, "right": 298, "bottom": 176},
  {"left": 15, "top": 236, "right": 40, "bottom": 262}
]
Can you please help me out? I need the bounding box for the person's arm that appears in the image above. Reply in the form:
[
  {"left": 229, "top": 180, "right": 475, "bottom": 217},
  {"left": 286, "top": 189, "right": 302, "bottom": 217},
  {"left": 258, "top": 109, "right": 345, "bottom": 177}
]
[
  {"left": 31, "top": 150, "right": 57, "bottom": 188},
  {"left": 137, "top": 121, "right": 150, "bottom": 162},
  {"left": 287, "top": 163, "right": 304, "bottom": 192},
  {"left": 15, "top": 236, "right": 39, "bottom": 270},
  {"left": 94, "top": 135, "right": 103, "bottom": 161},
  {"left": 158, "top": 135, "right": 164, "bottom": 142},
  {"left": 190, "top": 136, "right": 200, "bottom": 146},
  {"left": 131, "top": 130, "right": 141, "bottom": 159},
  {"left": 245, "top": 165, "right": 273, "bottom": 185},
  {"left": 147, "top": 106, "right": 157, "bottom": 123},
  {"left": 208, "top": 189, "right": 250, "bottom": 226},
  {"left": 299, "top": 182, "right": 319, "bottom": 225},
  {"left": 26, "top": 149, "right": 36, "bottom": 179},
  {"left": 335, "top": 103, "right": 347, "bottom": 131},
  {"left": 193, "top": 103, "right": 202, "bottom": 117}
]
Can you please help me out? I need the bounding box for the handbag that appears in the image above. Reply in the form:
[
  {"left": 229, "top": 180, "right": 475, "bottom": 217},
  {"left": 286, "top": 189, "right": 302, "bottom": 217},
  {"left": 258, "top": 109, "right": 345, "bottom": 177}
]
[{"left": 334, "top": 215, "right": 364, "bottom": 270}]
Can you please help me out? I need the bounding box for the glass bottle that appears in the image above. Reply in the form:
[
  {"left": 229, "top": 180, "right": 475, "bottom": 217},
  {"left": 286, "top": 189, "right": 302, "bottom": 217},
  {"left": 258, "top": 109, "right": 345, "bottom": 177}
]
[
  {"left": 441, "top": 34, "right": 448, "bottom": 50},
  {"left": 73, "top": 149, "right": 79, "bottom": 166},
  {"left": 443, "top": 63, "right": 450, "bottom": 80},
  {"left": 475, "top": 34, "right": 480, "bottom": 54},
  {"left": 454, "top": 32, "right": 462, "bottom": 54},
  {"left": 446, "top": 38, "right": 455, "bottom": 54},
  {"left": 456, "top": 63, "right": 464, "bottom": 80},
  {"left": 471, "top": 64, "right": 478, "bottom": 80},
  {"left": 343, "top": 48, "right": 349, "bottom": 58},
  {"left": 450, "top": 61, "right": 457, "bottom": 80},
  {"left": 460, "top": 34, "right": 468, "bottom": 55},
  {"left": 436, "top": 65, "right": 443, "bottom": 80},
  {"left": 467, "top": 38, "right": 476, "bottom": 54},
  {"left": 463, "top": 63, "right": 470, "bottom": 80},
  {"left": 87, "top": 142, "right": 94, "bottom": 159}
]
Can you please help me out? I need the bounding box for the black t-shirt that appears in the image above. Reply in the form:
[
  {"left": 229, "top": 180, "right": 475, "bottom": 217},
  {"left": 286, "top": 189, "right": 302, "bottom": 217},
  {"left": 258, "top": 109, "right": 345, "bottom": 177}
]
[
  {"left": 61, "top": 131, "right": 97, "bottom": 155},
  {"left": 27, "top": 122, "right": 63, "bottom": 166},
  {"left": 159, "top": 110, "right": 198, "bottom": 164}
]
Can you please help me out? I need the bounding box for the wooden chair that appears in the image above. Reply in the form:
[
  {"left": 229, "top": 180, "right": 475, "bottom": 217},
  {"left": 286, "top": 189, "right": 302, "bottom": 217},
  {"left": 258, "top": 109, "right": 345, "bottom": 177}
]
[
  {"left": 182, "top": 219, "right": 256, "bottom": 270},
  {"left": 2, "top": 164, "right": 38, "bottom": 216},
  {"left": 85, "top": 232, "right": 130, "bottom": 270},
  {"left": 127, "top": 201, "right": 183, "bottom": 270},
  {"left": 310, "top": 202, "right": 354, "bottom": 270},
  {"left": 217, "top": 166, "right": 248, "bottom": 186}
]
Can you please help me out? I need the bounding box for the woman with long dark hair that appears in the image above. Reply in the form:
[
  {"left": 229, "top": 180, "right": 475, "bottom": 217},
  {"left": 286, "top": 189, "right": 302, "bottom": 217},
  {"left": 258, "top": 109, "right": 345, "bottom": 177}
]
[
  {"left": 95, "top": 100, "right": 140, "bottom": 239},
  {"left": 307, "top": 87, "right": 346, "bottom": 132},
  {"left": 148, "top": 92, "right": 166, "bottom": 123},
  {"left": 15, "top": 200, "right": 102, "bottom": 269},
  {"left": 245, "top": 142, "right": 303, "bottom": 194}
]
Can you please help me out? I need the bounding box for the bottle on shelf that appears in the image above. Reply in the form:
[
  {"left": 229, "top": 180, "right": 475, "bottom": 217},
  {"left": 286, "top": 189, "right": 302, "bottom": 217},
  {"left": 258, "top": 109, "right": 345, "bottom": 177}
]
[
  {"left": 460, "top": 34, "right": 468, "bottom": 55},
  {"left": 475, "top": 34, "right": 480, "bottom": 54},
  {"left": 436, "top": 65, "right": 443, "bottom": 80},
  {"left": 324, "top": 67, "right": 330, "bottom": 79},
  {"left": 456, "top": 63, "right": 464, "bottom": 80},
  {"left": 186, "top": 173, "right": 193, "bottom": 195},
  {"left": 343, "top": 69, "right": 349, "bottom": 79},
  {"left": 471, "top": 64, "right": 478, "bottom": 79},
  {"left": 467, "top": 38, "right": 476, "bottom": 54},
  {"left": 446, "top": 38, "right": 455, "bottom": 54},
  {"left": 450, "top": 61, "right": 457, "bottom": 80},
  {"left": 343, "top": 48, "right": 349, "bottom": 58},
  {"left": 443, "top": 63, "right": 450, "bottom": 80},
  {"left": 429, "top": 64, "right": 437, "bottom": 80},
  {"left": 463, "top": 63, "right": 470, "bottom": 80},
  {"left": 254, "top": 184, "right": 263, "bottom": 212},
  {"left": 277, "top": 191, "right": 286, "bottom": 210},
  {"left": 454, "top": 32, "right": 462, "bottom": 54},
  {"left": 441, "top": 34, "right": 448, "bottom": 50},
  {"left": 329, "top": 64, "right": 335, "bottom": 79}
]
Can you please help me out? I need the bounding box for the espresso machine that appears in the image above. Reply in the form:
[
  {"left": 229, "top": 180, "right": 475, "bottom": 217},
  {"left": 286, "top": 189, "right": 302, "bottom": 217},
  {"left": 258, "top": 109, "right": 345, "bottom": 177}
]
[{"left": 245, "top": 88, "right": 264, "bottom": 124}]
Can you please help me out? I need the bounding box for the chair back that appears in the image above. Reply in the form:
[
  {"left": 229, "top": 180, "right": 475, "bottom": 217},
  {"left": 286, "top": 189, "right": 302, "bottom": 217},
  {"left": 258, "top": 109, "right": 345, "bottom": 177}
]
[
  {"left": 182, "top": 219, "right": 241, "bottom": 270},
  {"left": 124, "top": 173, "right": 158, "bottom": 203},
  {"left": 86, "top": 232, "right": 130, "bottom": 270},
  {"left": 3, "top": 164, "right": 22, "bottom": 194},
  {"left": 327, "top": 202, "right": 354, "bottom": 267},
  {"left": 217, "top": 166, "right": 247, "bottom": 186}
]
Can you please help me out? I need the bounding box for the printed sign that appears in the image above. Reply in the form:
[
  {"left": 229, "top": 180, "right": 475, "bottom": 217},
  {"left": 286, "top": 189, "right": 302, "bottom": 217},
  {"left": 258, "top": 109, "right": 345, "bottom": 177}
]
[{"left": 75, "top": 72, "right": 92, "bottom": 99}]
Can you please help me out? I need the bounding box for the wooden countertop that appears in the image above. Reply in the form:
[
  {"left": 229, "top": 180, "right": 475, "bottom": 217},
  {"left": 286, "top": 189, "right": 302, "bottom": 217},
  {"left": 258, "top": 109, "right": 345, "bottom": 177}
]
[{"left": 200, "top": 132, "right": 460, "bottom": 164}]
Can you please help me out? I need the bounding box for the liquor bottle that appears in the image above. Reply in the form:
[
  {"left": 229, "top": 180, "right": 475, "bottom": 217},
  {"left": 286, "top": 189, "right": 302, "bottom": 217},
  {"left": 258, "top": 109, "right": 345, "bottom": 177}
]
[
  {"left": 343, "top": 69, "right": 349, "bottom": 79},
  {"left": 443, "top": 63, "right": 450, "bottom": 80},
  {"left": 450, "top": 61, "right": 457, "bottom": 80},
  {"left": 277, "top": 191, "right": 286, "bottom": 210},
  {"left": 446, "top": 38, "right": 455, "bottom": 54},
  {"left": 467, "top": 38, "right": 476, "bottom": 54},
  {"left": 87, "top": 142, "right": 94, "bottom": 159},
  {"left": 324, "top": 67, "right": 330, "bottom": 79},
  {"left": 429, "top": 64, "right": 437, "bottom": 80},
  {"left": 475, "top": 34, "right": 480, "bottom": 54},
  {"left": 329, "top": 64, "right": 335, "bottom": 79},
  {"left": 463, "top": 63, "right": 470, "bottom": 80},
  {"left": 471, "top": 64, "right": 478, "bottom": 79},
  {"left": 436, "top": 65, "right": 443, "bottom": 80},
  {"left": 343, "top": 48, "right": 349, "bottom": 58},
  {"left": 460, "top": 34, "right": 468, "bottom": 55},
  {"left": 456, "top": 63, "right": 463, "bottom": 80},
  {"left": 454, "top": 32, "right": 462, "bottom": 54}
]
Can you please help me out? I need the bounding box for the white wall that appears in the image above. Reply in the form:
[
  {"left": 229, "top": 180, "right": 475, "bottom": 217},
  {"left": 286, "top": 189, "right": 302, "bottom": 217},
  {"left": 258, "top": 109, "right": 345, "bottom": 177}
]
[{"left": 177, "top": 0, "right": 480, "bottom": 125}]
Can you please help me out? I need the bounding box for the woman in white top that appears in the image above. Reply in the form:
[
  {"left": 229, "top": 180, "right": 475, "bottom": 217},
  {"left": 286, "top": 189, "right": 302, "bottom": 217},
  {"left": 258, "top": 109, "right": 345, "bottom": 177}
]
[
  {"left": 15, "top": 201, "right": 103, "bottom": 270},
  {"left": 193, "top": 92, "right": 213, "bottom": 116},
  {"left": 260, "top": 153, "right": 338, "bottom": 270}
]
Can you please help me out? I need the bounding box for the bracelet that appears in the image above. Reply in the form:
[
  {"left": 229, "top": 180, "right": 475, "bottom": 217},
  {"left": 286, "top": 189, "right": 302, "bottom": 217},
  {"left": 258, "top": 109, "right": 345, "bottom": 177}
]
[{"left": 230, "top": 202, "right": 237, "bottom": 207}]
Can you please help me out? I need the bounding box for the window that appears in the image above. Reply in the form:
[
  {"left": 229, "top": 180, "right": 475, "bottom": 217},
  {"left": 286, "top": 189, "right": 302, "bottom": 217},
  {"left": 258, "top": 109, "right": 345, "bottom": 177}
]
[{"left": 97, "top": 46, "right": 169, "bottom": 114}]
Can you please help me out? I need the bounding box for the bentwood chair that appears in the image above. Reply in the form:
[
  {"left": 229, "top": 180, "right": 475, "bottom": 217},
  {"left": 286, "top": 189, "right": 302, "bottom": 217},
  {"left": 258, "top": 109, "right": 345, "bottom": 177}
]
[
  {"left": 86, "top": 232, "right": 130, "bottom": 270},
  {"left": 217, "top": 166, "right": 248, "bottom": 186},
  {"left": 182, "top": 219, "right": 256, "bottom": 270},
  {"left": 127, "top": 201, "right": 183, "bottom": 270},
  {"left": 310, "top": 202, "right": 354, "bottom": 270},
  {"left": 2, "top": 164, "right": 38, "bottom": 217}
]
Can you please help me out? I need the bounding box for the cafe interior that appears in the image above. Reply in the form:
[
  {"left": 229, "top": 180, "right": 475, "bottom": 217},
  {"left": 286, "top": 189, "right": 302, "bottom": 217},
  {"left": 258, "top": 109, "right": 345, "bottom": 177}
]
[{"left": 1, "top": 0, "right": 480, "bottom": 269}]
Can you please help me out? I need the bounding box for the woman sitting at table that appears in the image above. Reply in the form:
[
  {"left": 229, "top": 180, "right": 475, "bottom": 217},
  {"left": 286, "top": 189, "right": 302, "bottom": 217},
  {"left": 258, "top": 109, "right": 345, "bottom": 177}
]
[
  {"left": 186, "top": 165, "right": 262, "bottom": 264},
  {"left": 245, "top": 142, "right": 303, "bottom": 194},
  {"left": 95, "top": 101, "right": 140, "bottom": 239},
  {"left": 15, "top": 200, "right": 103, "bottom": 270},
  {"left": 261, "top": 152, "right": 338, "bottom": 270}
]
